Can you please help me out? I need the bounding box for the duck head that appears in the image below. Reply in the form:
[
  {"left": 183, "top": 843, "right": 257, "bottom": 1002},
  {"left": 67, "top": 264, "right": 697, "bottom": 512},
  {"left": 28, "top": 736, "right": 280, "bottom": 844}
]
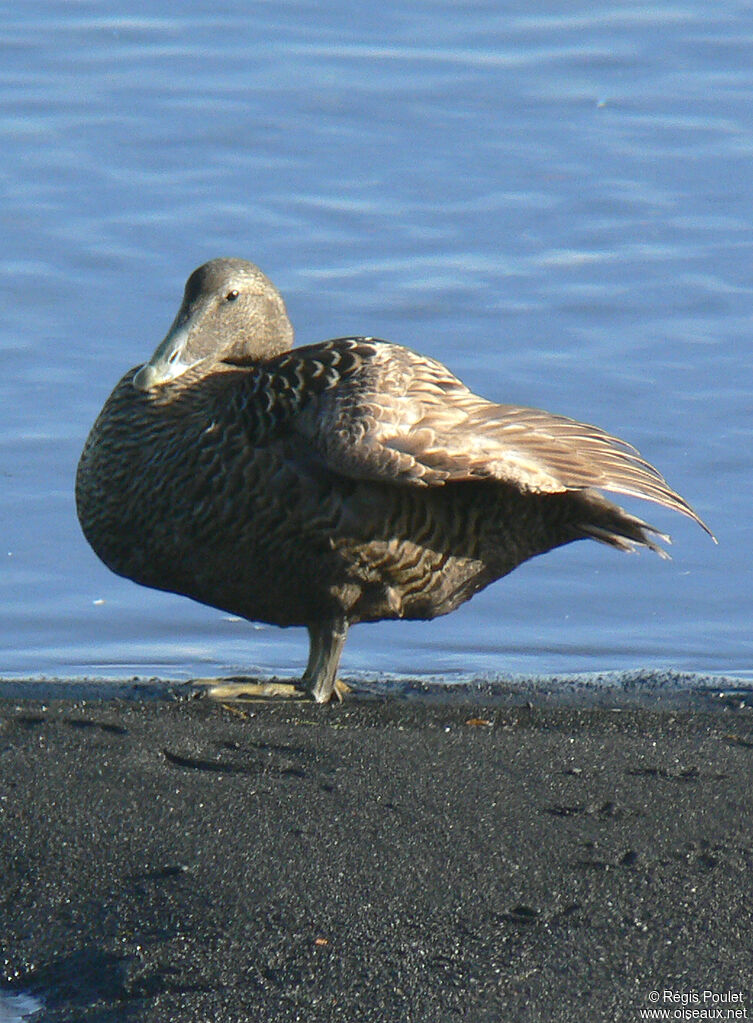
[{"left": 133, "top": 258, "right": 294, "bottom": 391}]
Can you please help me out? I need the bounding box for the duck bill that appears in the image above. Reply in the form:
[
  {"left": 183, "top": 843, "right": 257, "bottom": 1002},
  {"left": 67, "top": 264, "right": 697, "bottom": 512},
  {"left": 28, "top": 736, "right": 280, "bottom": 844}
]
[{"left": 132, "top": 320, "right": 196, "bottom": 391}]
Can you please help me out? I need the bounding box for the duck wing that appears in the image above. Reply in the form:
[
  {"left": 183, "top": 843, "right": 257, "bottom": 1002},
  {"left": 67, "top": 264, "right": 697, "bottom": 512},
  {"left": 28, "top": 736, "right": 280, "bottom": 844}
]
[{"left": 258, "top": 337, "right": 713, "bottom": 536}]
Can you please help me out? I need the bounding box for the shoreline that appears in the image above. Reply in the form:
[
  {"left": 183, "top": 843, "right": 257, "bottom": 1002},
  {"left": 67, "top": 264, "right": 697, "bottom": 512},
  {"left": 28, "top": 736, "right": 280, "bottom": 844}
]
[
  {"left": 1, "top": 682, "right": 752, "bottom": 1021},
  {"left": 0, "top": 667, "right": 750, "bottom": 710}
]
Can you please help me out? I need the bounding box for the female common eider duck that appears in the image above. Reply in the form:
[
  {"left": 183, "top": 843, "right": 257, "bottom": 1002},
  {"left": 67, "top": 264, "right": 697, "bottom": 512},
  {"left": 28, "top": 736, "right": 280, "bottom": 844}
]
[{"left": 76, "top": 258, "right": 713, "bottom": 702}]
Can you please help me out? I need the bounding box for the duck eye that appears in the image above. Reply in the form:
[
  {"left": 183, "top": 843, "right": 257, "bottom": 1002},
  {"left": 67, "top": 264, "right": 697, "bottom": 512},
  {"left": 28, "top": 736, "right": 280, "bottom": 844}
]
[{"left": 226, "top": 289, "right": 239, "bottom": 302}]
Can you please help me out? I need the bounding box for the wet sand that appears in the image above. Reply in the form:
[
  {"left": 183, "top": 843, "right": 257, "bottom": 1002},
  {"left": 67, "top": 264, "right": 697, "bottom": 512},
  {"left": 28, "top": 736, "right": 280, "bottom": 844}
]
[{"left": 1, "top": 680, "right": 752, "bottom": 1022}]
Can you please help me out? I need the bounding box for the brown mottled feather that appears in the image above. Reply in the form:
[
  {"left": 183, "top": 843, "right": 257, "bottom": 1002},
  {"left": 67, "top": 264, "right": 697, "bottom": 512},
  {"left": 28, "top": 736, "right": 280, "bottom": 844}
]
[{"left": 261, "top": 338, "right": 712, "bottom": 536}]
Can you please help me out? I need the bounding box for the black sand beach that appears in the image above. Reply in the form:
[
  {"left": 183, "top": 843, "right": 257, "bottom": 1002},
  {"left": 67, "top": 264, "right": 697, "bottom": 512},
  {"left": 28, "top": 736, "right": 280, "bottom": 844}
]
[{"left": 1, "top": 680, "right": 752, "bottom": 1022}]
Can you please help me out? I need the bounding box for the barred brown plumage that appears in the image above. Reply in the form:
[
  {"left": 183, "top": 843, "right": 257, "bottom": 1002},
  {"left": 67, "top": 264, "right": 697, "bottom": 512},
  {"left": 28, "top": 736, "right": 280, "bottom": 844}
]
[{"left": 76, "top": 258, "right": 714, "bottom": 703}]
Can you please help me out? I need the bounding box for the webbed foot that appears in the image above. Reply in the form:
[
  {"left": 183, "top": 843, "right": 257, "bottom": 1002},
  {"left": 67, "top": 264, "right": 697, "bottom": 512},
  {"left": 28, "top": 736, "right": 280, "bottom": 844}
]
[{"left": 192, "top": 678, "right": 305, "bottom": 701}]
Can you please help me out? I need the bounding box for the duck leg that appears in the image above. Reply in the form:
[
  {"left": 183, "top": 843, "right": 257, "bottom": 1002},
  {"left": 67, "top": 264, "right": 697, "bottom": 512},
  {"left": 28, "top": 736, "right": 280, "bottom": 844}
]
[{"left": 302, "top": 617, "right": 349, "bottom": 703}]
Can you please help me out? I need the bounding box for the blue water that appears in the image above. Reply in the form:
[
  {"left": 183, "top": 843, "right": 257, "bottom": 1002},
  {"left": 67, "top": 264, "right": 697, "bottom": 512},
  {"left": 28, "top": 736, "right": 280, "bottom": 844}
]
[{"left": 1, "top": 1, "right": 750, "bottom": 684}]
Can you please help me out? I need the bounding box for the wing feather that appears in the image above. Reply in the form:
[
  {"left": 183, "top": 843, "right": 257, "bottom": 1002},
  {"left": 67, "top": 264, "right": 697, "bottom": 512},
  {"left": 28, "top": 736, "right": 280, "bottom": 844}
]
[{"left": 283, "top": 339, "right": 713, "bottom": 537}]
